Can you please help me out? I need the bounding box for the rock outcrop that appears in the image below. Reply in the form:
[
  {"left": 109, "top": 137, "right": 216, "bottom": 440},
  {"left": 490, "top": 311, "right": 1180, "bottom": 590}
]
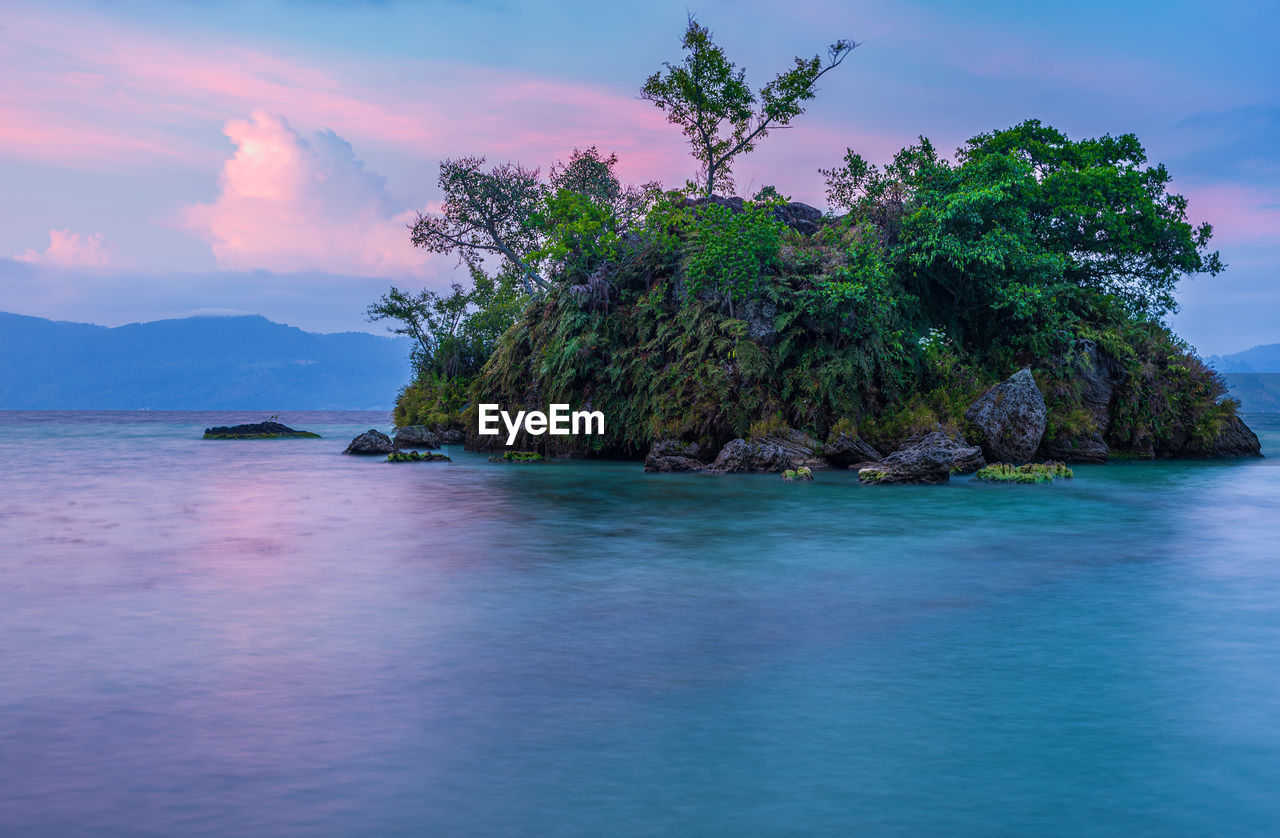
[
  {"left": 1041, "top": 340, "right": 1123, "bottom": 463},
  {"left": 1157, "top": 414, "right": 1263, "bottom": 459},
  {"left": 343, "top": 429, "right": 394, "bottom": 455},
  {"left": 964, "top": 369, "right": 1047, "bottom": 464},
  {"left": 823, "top": 432, "right": 883, "bottom": 469},
  {"left": 202, "top": 421, "right": 320, "bottom": 439},
  {"left": 644, "top": 439, "right": 706, "bottom": 473},
  {"left": 858, "top": 432, "right": 968, "bottom": 485},
  {"left": 439, "top": 429, "right": 465, "bottom": 445},
  {"left": 707, "top": 429, "right": 824, "bottom": 473},
  {"left": 392, "top": 425, "right": 441, "bottom": 449}
]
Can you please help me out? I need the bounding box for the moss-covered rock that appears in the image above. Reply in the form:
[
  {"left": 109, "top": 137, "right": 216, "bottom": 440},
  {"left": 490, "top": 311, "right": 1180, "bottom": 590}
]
[
  {"left": 782, "top": 466, "right": 813, "bottom": 482},
  {"left": 203, "top": 421, "right": 320, "bottom": 439},
  {"left": 387, "top": 450, "right": 451, "bottom": 463},
  {"left": 974, "top": 462, "right": 1073, "bottom": 484}
]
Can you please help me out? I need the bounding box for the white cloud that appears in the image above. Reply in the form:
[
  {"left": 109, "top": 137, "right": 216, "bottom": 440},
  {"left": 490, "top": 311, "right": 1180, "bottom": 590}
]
[
  {"left": 15, "top": 229, "right": 123, "bottom": 267},
  {"left": 180, "top": 111, "right": 432, "bottom": 277}
]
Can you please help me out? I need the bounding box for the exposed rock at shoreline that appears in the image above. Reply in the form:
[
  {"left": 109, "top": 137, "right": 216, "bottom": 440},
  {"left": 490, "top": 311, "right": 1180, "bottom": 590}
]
[
  {"left": 202, "top": 421, "right": 320, "bottom": 439},
  {"left": 707, "top": 429, "right": 825, "bottom": 473},
  {"left": 644, "top": 439, "right": 706, "bottom": 472},
  {"left": 965, "top": 369, "right": 1047, "bottom": 464},
  {"left": 858, "top": 432, "right": 985, "bottom": 485},
  {"left": 392, "top": 425, "right": 441, "bottom": 450},
  {"left": 1157, "top": 414, "right": 1263, "bottom": 459},
  {"left": 343, "top": 429, "right": 393, "bottom": 455},
  {"left": 823, "top": 431, "right": 882, "bottom": 468},
  {"left": 1040, "top": 340, "right": 1123, "bottom": 463},
  {"left": 439, "top": 429, "right": 465, "bottom": 445}
]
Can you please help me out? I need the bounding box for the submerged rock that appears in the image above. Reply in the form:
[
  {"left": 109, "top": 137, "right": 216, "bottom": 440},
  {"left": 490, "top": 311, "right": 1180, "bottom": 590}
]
[
  {"left": 392, "top": 425, "right": 441, "bottom": 450},
  {"left": 489, "top": 451, "right": 545, "bottom": 463},
  {"left": 858, "top": 431, "right": 984, "bottom": 485},
  {"left": 644, "top": 439, "right": 706, "bottom": 473},
  {"left": 708, "top": 429, "right": 823, "bottom": 473},
  {"left": 343, "top": 429, "right": 393, "bottom": 455},
  {"left": 202, "top": 421, "right": 320, "bottom": 439},
  {"left": 964, "top": 369, "right": 1047, "bottom": 464}
]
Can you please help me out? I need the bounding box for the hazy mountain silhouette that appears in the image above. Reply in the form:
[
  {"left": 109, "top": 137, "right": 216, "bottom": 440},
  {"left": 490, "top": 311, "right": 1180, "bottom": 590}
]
[
  {"left": 0, "top": 312, "right": 411, "bottom": 409},
  {"left": 1208, "top": 344, "right": 1280, "bottom": 412}
]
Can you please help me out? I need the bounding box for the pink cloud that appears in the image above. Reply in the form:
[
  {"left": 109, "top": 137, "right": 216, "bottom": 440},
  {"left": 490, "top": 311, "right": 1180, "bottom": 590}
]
[
  {"left": 15, "top": 230, "right": 126, "bottom": 267},
  {"left": 1184, "top": 183, "right": 1280, "bottom": 246},
  {"left": 179, "top": 112, "right": 432, "bottom": 277}
]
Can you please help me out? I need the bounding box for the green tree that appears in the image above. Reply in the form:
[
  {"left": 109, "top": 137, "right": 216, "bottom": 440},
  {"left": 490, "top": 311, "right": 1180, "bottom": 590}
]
[
  {"left": 641, "top": 18, "right": 856, "bottom": 197},
  {"left": 958, "top": 120, "right": 1222, "bottom": 317},
  {"left": 409, "top": 156, "right": 550, "bottom": 295},
  {"left": 367, "top": 267, "right": 525, "bottom": 380}
]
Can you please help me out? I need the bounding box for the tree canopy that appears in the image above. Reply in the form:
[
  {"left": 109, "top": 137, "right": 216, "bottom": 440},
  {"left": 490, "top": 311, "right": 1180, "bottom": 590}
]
[{"left": 409, "top": 156, "right": 550, "bottom": 295}]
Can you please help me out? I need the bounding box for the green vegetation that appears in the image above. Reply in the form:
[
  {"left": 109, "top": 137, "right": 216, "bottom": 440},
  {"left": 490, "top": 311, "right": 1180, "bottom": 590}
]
[
  {"left": 374, "top": 20, "right": 1236, "bottom": 462},
  {"left": 489, "top": 451, "right": 546, "bottom": 463},
  {"left": 641, "top": 18, "right": 855, "bottom": 196},
  {"left": 387, "top": 451, "right": 451, "bottom": 463},
  {"left": 974, "top": 462, "right": 1074, "bottom": 483}
]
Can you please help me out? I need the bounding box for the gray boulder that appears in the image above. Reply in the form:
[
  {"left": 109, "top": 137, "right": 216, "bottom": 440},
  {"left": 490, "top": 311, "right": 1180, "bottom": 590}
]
[
  {"left": 644, "top": 439, "right": 706, "bottom": 473},
  {"left": 708, "top": 429, "right": 823, "bottom": 473},
  {"left": 343, "top": 429, "right": 393, "bottom": 455},
  {"left": 439, "top": 429, "right": 465, "bottom": 445},
  {"left": 392, "top": 425, "right": 441, "bottom": 450},
  {"left": 858, "top": 432, "right": 974, "bottom": 485},
  {"left": 823, "top": 432, "right": 882, "bottom": 468},
  {"left": 965, "top": 369, "right": 1047, "bottom": 464},
  {"left": 1042, "top": 433, "right": 1110, "bottom": 464}
]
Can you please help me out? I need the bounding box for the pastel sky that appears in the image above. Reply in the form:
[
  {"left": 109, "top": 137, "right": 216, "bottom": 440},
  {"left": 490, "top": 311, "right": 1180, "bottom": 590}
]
[{"left": 2, "top": 0, "right": 1277, "bottom": 354}]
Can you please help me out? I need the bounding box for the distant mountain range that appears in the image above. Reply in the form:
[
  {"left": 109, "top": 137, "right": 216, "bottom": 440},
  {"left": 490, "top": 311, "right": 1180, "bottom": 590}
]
[
  {"left": 1208, "top": 344, "right": 1280, "bottom": 412},
  {"left": 0, "top": 312, "right": 411, "bottom": 409},
  {"left": 1, "top": 310, "right": 1274, "bottom": 412},
  {"left": 1208, "top": 344, "right": 1280, "bottom": 374}
]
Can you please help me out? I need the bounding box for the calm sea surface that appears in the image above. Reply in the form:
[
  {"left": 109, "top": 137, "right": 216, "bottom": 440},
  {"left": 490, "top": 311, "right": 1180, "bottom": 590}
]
[{"left": 2, "top": 410, "right": 1279, "bottom": 837}]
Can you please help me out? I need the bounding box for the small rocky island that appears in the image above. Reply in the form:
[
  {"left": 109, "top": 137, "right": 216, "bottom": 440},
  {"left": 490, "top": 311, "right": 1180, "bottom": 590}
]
[{"left": 203, "top": 421, "right": 320, "bottom": 439}]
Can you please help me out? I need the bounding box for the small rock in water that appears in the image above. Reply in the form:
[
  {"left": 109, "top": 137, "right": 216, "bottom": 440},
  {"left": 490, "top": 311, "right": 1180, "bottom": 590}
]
[
  {"left": 202, "top": 421, "right": 320, "bottom": 439},
  {"left": 392, "top": 425, "right": 441, "bottom": 449},
  {"left": 343, "top": 429, "right": 393, "bottom": 455}
]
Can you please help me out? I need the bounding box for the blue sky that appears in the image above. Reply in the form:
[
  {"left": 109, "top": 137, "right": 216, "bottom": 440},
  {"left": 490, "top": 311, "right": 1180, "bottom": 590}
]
[{"left": 1, "top": 0, "right": 1276, "bottom": 353}]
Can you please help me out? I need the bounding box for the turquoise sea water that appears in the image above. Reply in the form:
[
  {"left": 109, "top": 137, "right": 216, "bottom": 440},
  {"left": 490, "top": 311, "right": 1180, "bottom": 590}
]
[{"left": 1, "top": 410, "right": 1278, "bottom": 837}]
